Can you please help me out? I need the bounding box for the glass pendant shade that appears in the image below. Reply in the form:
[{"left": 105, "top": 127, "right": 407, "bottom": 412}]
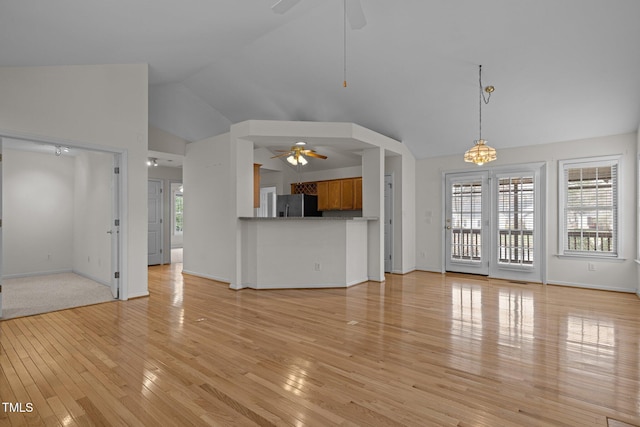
[
  {"left": 464, "top": 139, "right": 497, "bottom": 166},
  {"left": 464, "top": 65, "right": 497, "bottom": 166},
  {"left": 287, "top": 153, "right": 308, "bottom": 166}
]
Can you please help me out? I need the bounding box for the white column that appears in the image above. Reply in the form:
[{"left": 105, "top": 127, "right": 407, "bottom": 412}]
[
  {"left": 229, "top": 127, "right": 254, "bottom": 290},
  {"left": 362, "top": 147, "right": 385, "bottom": 281}
]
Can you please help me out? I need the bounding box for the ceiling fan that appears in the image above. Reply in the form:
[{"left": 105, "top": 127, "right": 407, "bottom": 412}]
[
  {"left": 270, "top": 0, "right": 367, "bottom": 29},
  {"left": 271, "top": 142, "right": 327, "bottom": 166}
]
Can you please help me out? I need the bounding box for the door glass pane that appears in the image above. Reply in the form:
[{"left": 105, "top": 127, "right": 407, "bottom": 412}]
[
  {"left": 451, "top": 181, "right": 482, "bottom": 262},
  {"left": 498, "top": 176, "right": 534, "bottom": 266}
]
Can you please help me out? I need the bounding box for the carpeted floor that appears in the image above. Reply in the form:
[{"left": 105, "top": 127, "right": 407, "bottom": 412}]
[{"left": 1, "top": 272, "right": 116, "bottom": 320}]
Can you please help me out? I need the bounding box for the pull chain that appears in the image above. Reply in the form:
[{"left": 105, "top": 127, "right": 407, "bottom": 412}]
[{"left": 343, "top": 0, "right": 347, "bottom": 87}]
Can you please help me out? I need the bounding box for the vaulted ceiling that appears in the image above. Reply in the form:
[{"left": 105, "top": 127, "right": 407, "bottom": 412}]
[{"left": 2, "top": 0, "right": 639, "bottom": 160}]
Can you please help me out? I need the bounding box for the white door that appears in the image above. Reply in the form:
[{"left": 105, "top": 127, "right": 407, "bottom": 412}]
[
  {"left": 148, "top": 179, "right": 163, "bottom": 265},
  {"left": 384, "top": 175, "right": 393, "bottom": 272},
  {"left": 489, "top": 170, "right": 542, "bottom": 282},
  {"left": 444, "top": 167, "right": 543, "bottom": 282},
  {"left": 258, "top": 186, "right": 277, "bottom": 218},
  {"left": 109, "top": 155, "right": 120, "bottom": 298},
  {"left": 445, "top": 172, "right": 490, "bottom": 275}
]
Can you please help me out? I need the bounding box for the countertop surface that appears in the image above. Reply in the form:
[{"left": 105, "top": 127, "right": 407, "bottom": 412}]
[{"left": 239, "top": 216, "right": 378, "bottom": 221}]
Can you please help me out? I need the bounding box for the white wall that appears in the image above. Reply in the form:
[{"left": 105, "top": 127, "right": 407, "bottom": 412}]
[
  {"left": 3, "top": 149, "right": 74, "bottom": 277},
  {"left": 416, "top": 132, "right": 637, "bottom": 293},
  {"left": 259, "top": 170, "right": 285, "bottom": 195},
  {"left": 0, "top": 64, "right": 149, "bottom": 299},
  {"left": 73, "top": 151, "right": 113, "bottom": 285},
  {"left": 240, "top": 220, "right": 365, "bottom": 288},
  {"left": 183, "top": 133, "right": 233, "bottom": 282},
  {"left": 148, "top": 166, "right": 183, "bottom": 263},
  {"left": 148, "top": 125, "right": 187, "bottom": 156},
  {"left": 637, "top": 125, "right": 640, "bottom": 297}
]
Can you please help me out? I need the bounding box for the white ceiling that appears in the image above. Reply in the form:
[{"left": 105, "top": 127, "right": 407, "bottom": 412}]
[{"left": 2, "top": 0, "right": 639, "bottom": 161}]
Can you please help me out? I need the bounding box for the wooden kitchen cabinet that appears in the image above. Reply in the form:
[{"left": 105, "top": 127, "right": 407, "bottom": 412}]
[
  {"left": 354, "top": 177, "right": 363, "bottom": 210},
  {"left": 315, "top": 177, "right": 363, "bottom": 211},
  {"left": 317, "top": 181, "right": 329, "bottom": 211},
  {"left": 340, "top": 178, "right": 355, "bottom": 210},
  {"left": 328, "top": 180, "right": 342, "bottom": 210}
]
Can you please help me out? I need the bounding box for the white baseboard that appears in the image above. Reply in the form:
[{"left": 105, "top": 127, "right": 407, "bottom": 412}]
[
  {"left": 240, "top": 280, "right": 367, "bottom": 290},
  {"left": 125, "top": 291, "right": 150, "bottom": 300},
  {"left": 415, "top": 268, "right": 445, "bottom": 274},
  {"left": 391, "top": 267, "right": 417, "bottom": 275},
  {"left": 182, "top": 270, "right": 230, "bottom": 284},
  {"left": 3, "top": 269, "right": 72, "bottom": 280},
  {"left": 72, "top": 270, "right": 110, "bottom": 287},
  {"left": 546, "top": 279, "right": 636, "bottom": 293},
  {"left": 347, "top": 277, "right": 370, "bottom": 287}
]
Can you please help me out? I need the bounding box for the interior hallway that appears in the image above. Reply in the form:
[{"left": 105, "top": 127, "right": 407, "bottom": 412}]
[{"left": 1, "top": 264, "right": 639, "bottom": 425}]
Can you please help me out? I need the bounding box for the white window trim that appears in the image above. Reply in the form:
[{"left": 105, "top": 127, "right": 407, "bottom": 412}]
[{"left": 558, "top": 155, "right": 622, "bottom": 260}]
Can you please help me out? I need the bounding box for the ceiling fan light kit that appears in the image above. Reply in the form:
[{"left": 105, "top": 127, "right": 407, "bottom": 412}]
[
  {"left": 272, "top": 141, "right": 327, "bottom": 166},
  {"left": 464, "top": 65, "right": 497, "bottom": 166}
]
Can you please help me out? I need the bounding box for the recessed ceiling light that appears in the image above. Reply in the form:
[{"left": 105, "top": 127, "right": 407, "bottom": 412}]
[{"left": 295, "top": 141, "right": 306, "bottom": 146}]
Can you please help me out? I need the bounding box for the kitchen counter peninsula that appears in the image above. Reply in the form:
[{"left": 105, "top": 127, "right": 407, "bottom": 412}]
[{"left": 239, "top": 216, "right": 377, "bottom": 289}]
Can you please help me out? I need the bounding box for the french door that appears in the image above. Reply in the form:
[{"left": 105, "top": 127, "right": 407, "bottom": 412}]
[
  {"left": 445, "top": 166, "right": 543, "bottom": 282},
  {"left": 445, "top": 172, "right": 490, "bottom": 275}
]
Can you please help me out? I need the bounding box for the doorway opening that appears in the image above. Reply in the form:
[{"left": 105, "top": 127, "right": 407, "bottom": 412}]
[
  {"left": 171, "top": 181, "right": 183, "bottom": 264},
  {"left": 0, "top": 136, "right": 123, "bottom": 320}
]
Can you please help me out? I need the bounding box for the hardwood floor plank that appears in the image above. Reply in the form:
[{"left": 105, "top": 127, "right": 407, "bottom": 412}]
[{"left": 2, "top": 264, "right": 640, "bottom": 426}]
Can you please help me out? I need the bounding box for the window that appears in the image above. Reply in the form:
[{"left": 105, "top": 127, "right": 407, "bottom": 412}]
[
  {"left": 559, "top": 156, "right": 619, "bottom": 257},
  {"left": 174, "top": 188, "right": 183, "bottom": 235}
]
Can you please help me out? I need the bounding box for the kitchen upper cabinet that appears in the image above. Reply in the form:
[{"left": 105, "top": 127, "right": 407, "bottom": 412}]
[
  {"left": 340, "top": 179, "right": 355, "bottom": 210},
  {"left": 354, "top": 177, "right": 362, "bottom": 210},
  {"left": 294, "top": 177, "right": 362, "bottom": 211},
  {"left": 328, "top": 180, "right": 342, "bottom": 210},
  {"left": 317, "top": 181, "right": 329, "bottom": 211},
  {"left": 313, "top": 177, "right": 362, "bottom": 211}
]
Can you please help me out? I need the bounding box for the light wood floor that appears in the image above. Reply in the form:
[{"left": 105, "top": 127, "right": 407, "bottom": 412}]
[{"left": 1, "top": 265, "right": 639, "bottom": 426}]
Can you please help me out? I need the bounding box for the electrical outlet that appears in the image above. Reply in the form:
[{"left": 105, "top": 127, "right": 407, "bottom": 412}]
[
  {"left": 314, "top": 262, "right": 321, "bottom": 271},
  {"left": 588, "top": 262, "right": 596, "bottom": 271}
]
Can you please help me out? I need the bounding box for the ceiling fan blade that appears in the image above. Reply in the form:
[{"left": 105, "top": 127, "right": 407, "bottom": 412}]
[
  {"left": 271, "top": 152, "right": 291, "bottom": 159},
  {"left": 346, "top": 0, "right": 367, "bottom": 29},
  {"left": 271, "top": 0, "right": 302, "bottom": 14},
  {"left": 305, "top": 152, "right": 328, "bottom": 159}
]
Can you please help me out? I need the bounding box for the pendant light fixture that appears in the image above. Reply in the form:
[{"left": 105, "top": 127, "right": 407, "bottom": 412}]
[{"left": 464, "top": 65, "right": 497, "bottom": 166}]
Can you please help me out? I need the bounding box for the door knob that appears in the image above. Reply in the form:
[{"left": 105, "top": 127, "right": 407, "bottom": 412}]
[{"left": 107, "top": 230, "right": 113, "bottom": 234}]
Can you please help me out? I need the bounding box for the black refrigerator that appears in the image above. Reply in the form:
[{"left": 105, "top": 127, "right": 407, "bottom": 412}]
[{"left": 276, "top": 194, "right": 321, "bottom": 217}]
